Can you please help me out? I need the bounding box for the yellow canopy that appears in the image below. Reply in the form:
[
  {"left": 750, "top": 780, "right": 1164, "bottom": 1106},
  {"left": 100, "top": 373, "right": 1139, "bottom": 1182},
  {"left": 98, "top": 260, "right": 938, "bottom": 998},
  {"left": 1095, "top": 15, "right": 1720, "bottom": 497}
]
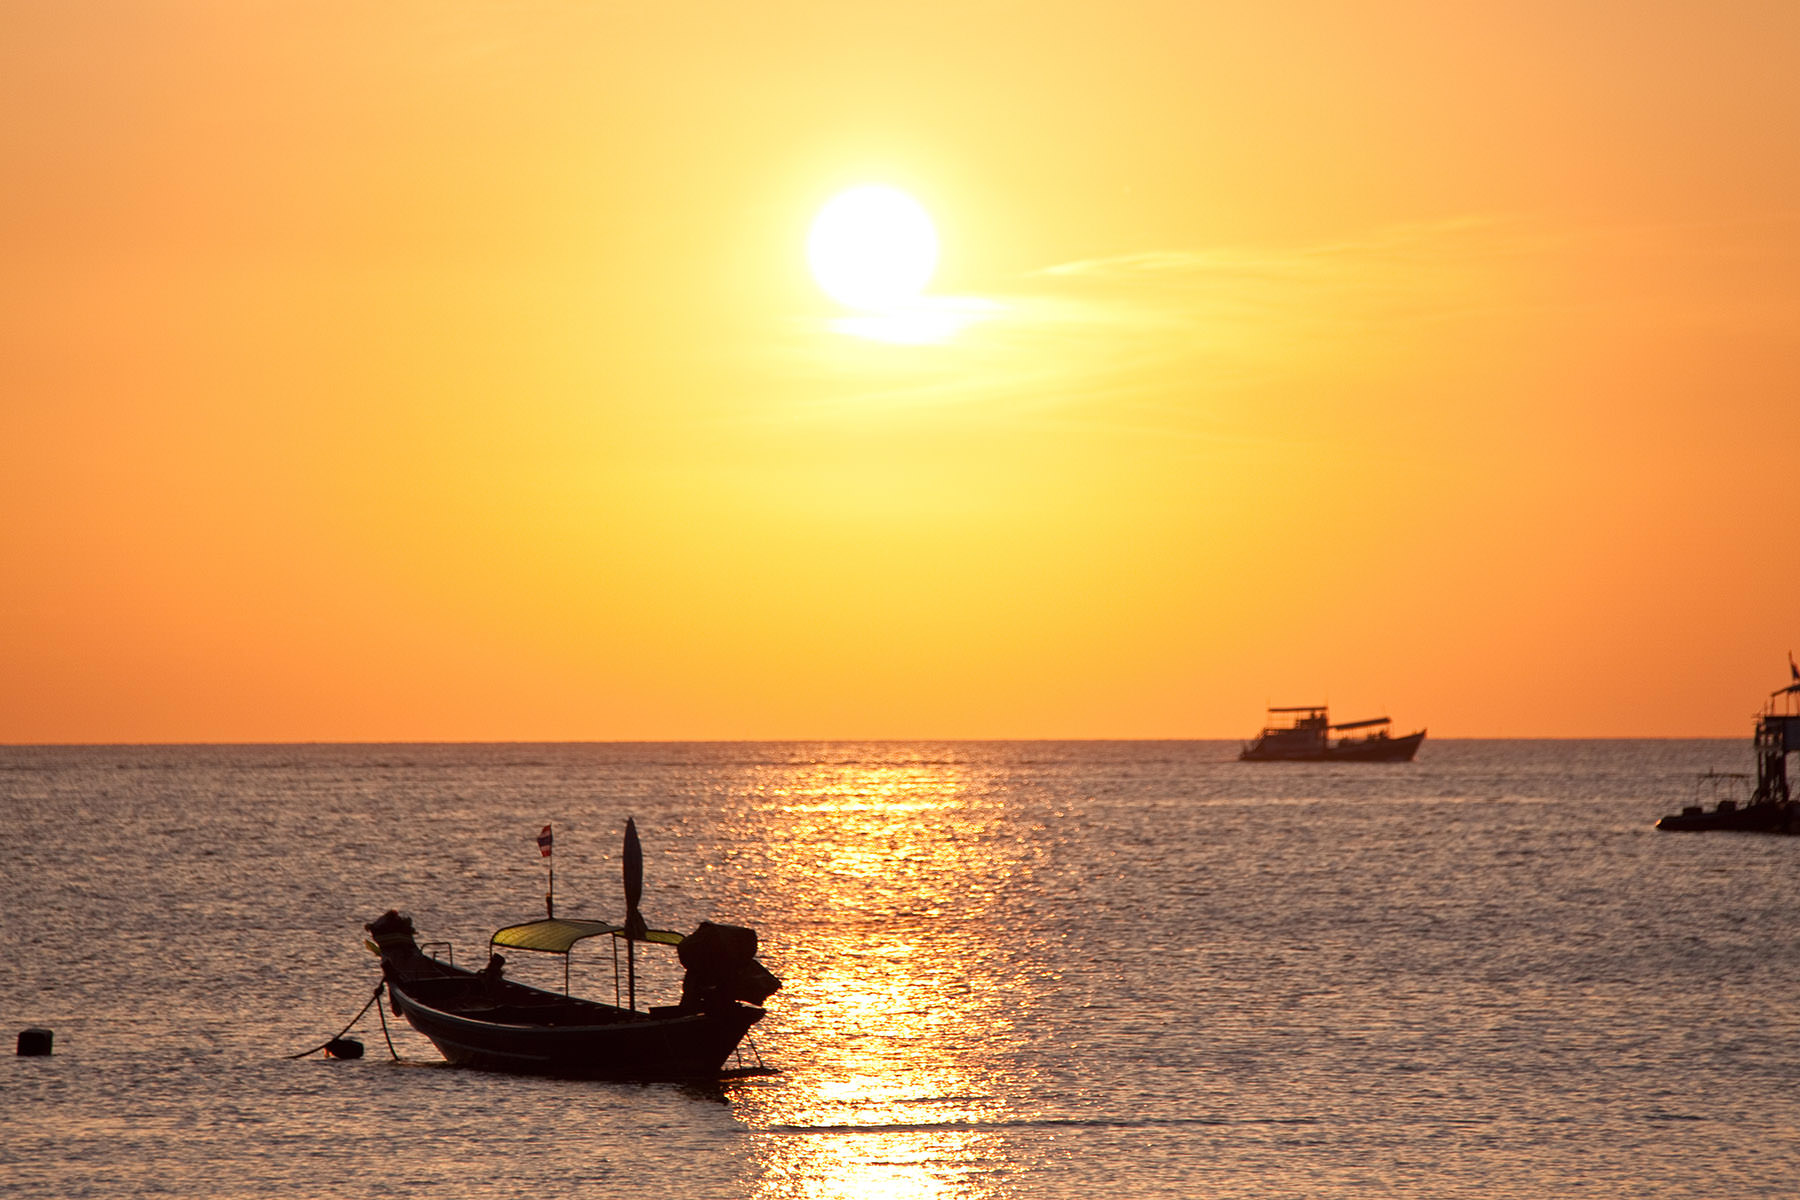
[{"left": 489, "top": 917, "right": 684, "bottom": 955}]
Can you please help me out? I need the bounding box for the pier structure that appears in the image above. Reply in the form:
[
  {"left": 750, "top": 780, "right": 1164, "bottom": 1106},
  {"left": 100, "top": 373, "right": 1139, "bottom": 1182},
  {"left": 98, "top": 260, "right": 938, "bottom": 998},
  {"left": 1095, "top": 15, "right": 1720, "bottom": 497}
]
[{"left": 1752, "top": 678, "right": 1799, "bottom": 806}]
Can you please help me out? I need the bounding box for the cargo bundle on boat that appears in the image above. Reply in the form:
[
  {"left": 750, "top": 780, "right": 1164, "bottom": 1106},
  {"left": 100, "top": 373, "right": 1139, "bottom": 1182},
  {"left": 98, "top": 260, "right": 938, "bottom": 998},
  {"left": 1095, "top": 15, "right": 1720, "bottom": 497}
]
[
  {"left": 366, "top": 819, "right": 779, "bottom": 1078},
  {"left": 1657, "top": 662, "right": 1800, "bottom": 834},
  {"left": 1240, "top": 705, "right": 1425, "bottom": 762}
]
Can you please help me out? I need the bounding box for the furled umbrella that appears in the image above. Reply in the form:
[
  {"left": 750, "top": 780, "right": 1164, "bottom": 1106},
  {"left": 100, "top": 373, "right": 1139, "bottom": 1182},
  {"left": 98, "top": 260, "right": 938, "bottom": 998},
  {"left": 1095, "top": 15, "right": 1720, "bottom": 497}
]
[{"left": 623, "top": 818, "right": 647, "bottom": 1009}]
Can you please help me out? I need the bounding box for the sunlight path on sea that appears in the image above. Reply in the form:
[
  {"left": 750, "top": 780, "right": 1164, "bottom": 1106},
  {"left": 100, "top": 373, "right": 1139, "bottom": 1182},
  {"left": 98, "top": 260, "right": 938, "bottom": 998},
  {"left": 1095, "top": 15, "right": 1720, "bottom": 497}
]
[{"left": 718, "top": 756, "right": 1026, "bottom": 1198}]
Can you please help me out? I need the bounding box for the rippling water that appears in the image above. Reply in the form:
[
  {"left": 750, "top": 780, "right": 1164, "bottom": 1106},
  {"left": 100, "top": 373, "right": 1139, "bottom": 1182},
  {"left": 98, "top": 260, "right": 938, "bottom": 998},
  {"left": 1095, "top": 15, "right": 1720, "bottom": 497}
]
[{"left": 5, "top": 740, "right": 1799, "bottom": 1198}]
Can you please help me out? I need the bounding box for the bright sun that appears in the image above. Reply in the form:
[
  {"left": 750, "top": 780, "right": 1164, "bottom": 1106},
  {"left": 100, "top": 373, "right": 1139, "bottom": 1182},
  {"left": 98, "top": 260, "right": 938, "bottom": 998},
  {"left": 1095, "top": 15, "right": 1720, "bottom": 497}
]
[{"left": 807, "top": 185, "right": 939, "bottom": 310}]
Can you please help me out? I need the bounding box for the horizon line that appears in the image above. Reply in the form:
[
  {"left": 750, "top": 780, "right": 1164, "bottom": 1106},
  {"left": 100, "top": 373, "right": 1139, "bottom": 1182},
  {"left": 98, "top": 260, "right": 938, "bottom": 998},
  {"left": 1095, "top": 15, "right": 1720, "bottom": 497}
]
[{"left": 0, "top": 734, "right": 1747, "bottom": 749}]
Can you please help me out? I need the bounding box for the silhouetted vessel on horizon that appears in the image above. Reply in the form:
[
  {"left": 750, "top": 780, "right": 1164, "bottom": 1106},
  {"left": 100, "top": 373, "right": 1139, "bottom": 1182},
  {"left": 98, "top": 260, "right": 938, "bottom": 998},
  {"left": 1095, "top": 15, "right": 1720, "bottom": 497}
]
[
  {"left": 1657, "top": 661, "right": 1800, "bottom": 834},
  {"left": 1240, "top": 705, "right": 1425, "bottom": 762}
]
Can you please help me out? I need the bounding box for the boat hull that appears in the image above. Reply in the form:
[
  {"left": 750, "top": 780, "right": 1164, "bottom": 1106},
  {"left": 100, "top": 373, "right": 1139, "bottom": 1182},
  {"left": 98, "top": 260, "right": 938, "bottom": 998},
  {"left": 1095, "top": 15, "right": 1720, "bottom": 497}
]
[
  {"left": 1655, "top": 802, "right": 1800, "bottom": 834},
  {"left": 1241, "top": 730, "right": 1425, "bottom": 763},
  {"left": 385, "top": 976, "right": 764, "bottom": 1078}
]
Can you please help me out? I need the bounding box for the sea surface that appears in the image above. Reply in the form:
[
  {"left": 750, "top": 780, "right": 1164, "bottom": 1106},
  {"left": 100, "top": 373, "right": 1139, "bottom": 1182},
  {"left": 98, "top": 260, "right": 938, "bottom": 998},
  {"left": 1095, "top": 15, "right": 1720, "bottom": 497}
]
[{"left": 4, "top": 740, "right": 1799, "bottom": 1198}]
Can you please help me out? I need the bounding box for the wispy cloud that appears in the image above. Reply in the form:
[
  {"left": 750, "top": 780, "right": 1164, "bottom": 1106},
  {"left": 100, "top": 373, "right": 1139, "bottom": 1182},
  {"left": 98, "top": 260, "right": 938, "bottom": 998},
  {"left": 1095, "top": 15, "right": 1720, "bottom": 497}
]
[
  {"left": 1031, "top": 215, "right": 1545, "bottom": 330},
  {"left": 772, "top": 215, "right": 1546, "bottom": 441}
]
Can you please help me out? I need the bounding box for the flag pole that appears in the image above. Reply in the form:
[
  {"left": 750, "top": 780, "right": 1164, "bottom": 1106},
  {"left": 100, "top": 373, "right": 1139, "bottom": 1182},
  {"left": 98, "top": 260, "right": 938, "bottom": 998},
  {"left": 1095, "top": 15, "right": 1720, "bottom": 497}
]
[{"left": 538, "top": 824, "right": 555, "bottom": 918}]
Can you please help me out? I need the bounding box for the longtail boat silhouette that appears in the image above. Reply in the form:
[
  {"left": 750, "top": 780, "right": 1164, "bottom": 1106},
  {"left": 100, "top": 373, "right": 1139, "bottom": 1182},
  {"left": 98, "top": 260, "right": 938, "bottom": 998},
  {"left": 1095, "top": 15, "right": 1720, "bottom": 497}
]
[{"left": 366, "top": 819, "right": 779, "bottom": 1078}]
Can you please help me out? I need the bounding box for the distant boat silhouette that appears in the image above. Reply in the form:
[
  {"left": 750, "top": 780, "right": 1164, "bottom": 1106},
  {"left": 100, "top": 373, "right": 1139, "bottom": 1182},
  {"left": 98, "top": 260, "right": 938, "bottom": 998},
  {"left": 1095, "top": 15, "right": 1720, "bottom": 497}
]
[
  {"left": 1657, "top": 666, "right": 1800, "bottom": 833},
  {"left": 1240, "top": 705, "right": 1425, "bottom": 762}
]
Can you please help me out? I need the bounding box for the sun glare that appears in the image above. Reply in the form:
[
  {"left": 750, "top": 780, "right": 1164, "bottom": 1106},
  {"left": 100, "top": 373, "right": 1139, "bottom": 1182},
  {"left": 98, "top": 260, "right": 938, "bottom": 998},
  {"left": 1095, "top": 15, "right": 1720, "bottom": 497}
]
[{"left": 807, "top": 185, "right": 939, "bottom": 310}]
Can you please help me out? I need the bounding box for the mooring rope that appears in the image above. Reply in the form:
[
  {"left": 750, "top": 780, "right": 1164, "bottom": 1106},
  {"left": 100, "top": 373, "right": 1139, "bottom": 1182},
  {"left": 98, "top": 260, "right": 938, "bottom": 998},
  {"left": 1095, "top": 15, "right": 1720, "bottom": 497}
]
[
  {"left": 374, "top": 982, "right": 404, "bottom": 1061},
  {"left": 286, "top": 980, "right": 386, "bottom": 1060},
  {"left": 726, "top": 1033, "right": 773, "bottom": 1075}
]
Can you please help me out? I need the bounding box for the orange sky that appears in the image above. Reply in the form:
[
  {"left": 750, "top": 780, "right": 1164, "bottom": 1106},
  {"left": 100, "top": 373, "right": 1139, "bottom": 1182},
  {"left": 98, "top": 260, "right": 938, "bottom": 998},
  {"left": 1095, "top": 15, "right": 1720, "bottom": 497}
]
[{"left": 3, "top": 1, "right": 1797, "bottom": 742}]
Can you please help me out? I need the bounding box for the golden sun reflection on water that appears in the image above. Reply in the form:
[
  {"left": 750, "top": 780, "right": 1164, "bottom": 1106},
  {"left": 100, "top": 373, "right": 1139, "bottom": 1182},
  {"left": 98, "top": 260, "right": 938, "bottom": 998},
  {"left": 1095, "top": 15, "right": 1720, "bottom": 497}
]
[
  {"left": 753, "top": 1127, "right": 1008, "bottom": 1200},
  {"left": 732, "top": 758, "right": 1032, "bottom": 1200}
]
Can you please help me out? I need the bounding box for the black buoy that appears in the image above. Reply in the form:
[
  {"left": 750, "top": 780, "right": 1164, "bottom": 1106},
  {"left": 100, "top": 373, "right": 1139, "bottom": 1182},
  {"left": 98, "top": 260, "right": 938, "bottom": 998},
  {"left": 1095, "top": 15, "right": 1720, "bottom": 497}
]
[
  {"left": 324, "top": 1037, "right": 364, "bottom": 1060},
  {"left": 17, "top": 1028, "right": 53, "bottom": 1056}
]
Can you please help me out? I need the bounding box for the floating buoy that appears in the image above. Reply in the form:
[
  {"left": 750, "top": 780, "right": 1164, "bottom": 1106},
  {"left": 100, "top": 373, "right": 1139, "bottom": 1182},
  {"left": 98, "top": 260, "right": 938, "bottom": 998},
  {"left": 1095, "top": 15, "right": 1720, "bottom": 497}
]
[
  {"left": 17, "top": 1028, "right": 53, "bottom": 1056},
  {"left": 324, "top": 1037, "right": 364, "bottom": 1059}
]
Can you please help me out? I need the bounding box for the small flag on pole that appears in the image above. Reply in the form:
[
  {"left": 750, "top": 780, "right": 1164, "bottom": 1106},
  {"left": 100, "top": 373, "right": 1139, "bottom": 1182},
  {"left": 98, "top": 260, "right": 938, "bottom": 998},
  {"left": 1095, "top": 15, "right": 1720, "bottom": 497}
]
[
  {"left": 1789, "top": 651, "right": 1798, "bottom": 683},
  {"left": 537, "top": 824, "right": 553, "bottom": 858}
]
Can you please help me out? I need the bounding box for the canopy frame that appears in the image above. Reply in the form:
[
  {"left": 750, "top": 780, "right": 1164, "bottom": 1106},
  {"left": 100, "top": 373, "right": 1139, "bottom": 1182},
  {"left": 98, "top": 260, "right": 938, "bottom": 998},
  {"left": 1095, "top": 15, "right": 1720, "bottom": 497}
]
[{"left": 489, "top": 917, "right": 684, "bottom": 1004}]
